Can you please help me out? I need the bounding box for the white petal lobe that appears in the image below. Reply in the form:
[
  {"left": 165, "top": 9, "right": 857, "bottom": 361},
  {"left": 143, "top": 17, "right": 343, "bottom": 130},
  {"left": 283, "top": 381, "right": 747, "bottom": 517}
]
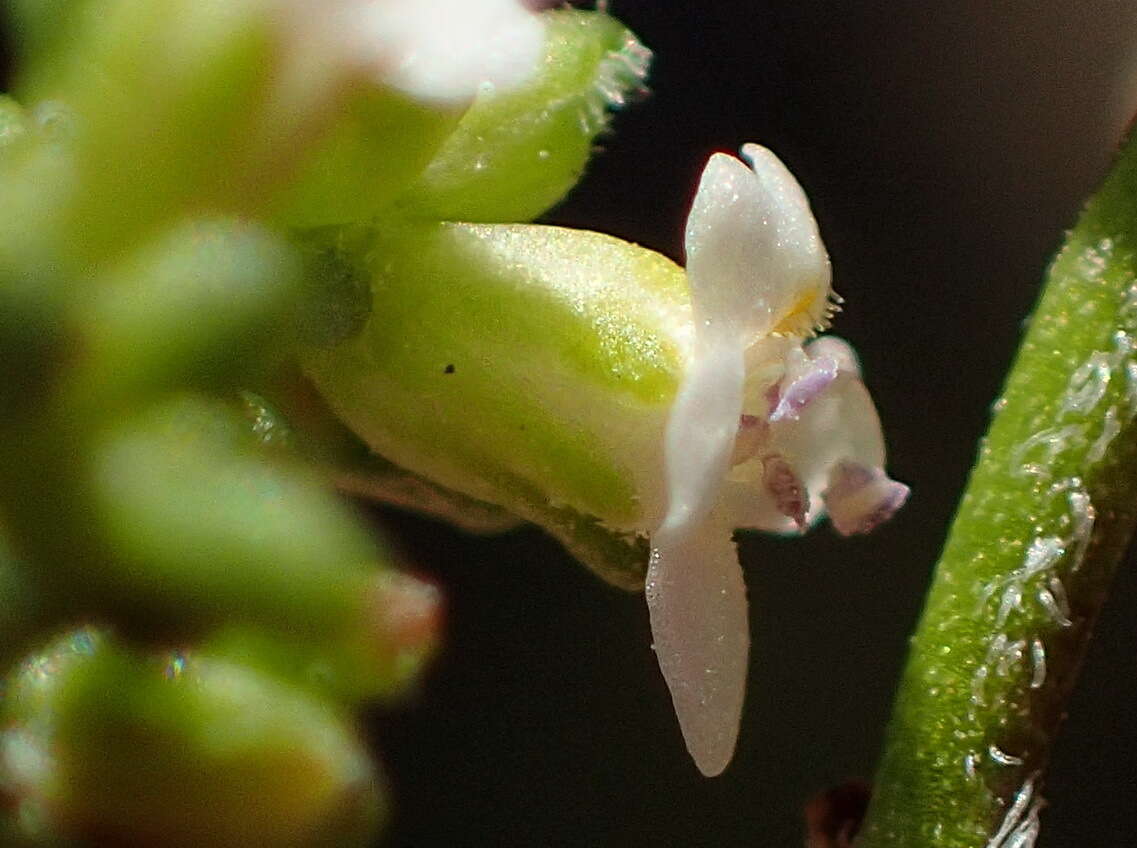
[
  {"left": 647, "top": 518, "right": 749, "bottom": 777},
  {"left": 685, "top": 146, "right": 830, "bottom": 340},
  {"left": 357, "top": 0, "right": 545, "bottom": 103}
]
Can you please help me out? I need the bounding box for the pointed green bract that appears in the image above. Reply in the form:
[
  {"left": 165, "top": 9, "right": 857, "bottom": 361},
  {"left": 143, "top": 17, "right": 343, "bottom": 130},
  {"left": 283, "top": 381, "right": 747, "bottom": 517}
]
[{"left": 392, "top": 9, "right": 650, "bottom": 223}]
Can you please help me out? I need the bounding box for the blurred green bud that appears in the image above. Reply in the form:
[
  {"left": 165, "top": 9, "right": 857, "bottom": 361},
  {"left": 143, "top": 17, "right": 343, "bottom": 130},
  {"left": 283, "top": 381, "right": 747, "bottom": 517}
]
[
  {"left": 206, "top": 568, "right": 443, "bottom": 702},
  {"left": 12, "top": 0, "right": 543, "bottom": 265},
  {"left": 84, "top": 394, "right": 380, "bottom": 639},
  {"left": 70, "top": 218, "right": 302, "bottom": 414},
  {"left": 0, "top": 97, "right": 29, "bottom": 153},
  {"left": 265, "top": 90, "right": 462, "bottom": 229},
  {"left": 392, "top": 9, "right": 651, "bottom": 223},
  {"left": 301, "top": 222, "right": 685, "bottom": 586},
  {"left": 13, "top": 0, "right": 286, "bottom": 265},
  {"left": 2, "top": 631, "right": 383, "bottom": 846}
]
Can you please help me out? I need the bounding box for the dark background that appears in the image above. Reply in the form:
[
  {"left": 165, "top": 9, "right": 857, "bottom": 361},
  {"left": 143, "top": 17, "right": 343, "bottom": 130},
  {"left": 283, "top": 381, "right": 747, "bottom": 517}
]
[
  {"left": 6, "top": 2, "right": 1137, "bottom": 846},
  {"left": 370, "top": 3, "right": 1137, "bottom": 847}
]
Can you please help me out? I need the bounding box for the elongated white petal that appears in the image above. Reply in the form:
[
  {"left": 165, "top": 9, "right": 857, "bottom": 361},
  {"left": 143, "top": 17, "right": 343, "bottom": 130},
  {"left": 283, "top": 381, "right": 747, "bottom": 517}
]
[
  {"left": 646, "top": 518, "right": 749, "bottom": 777},
  {"left": 650, "top": 340, "right": 748, "bottom": 774},
  {"left": 355, "top": 0, "right": 544, "bottom": 103}
]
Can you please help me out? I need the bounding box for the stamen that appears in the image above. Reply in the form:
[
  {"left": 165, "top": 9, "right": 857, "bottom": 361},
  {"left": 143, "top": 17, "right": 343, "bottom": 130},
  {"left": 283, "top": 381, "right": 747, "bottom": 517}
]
[{"left": 762, "top": 454, "right": 808, "bottom": 528}]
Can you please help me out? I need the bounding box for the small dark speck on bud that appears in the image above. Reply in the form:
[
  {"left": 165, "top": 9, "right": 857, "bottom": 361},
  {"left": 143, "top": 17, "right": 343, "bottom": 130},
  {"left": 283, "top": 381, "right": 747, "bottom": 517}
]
[{"left": 443, "top": 364, "right": 455, "bottom": 374}]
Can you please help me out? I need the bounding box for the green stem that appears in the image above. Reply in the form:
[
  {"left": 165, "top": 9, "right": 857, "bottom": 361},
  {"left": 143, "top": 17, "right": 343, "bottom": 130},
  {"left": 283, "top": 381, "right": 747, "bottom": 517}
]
[{"left": 858, "top": 130, "right": 1137, "bottom": 846}]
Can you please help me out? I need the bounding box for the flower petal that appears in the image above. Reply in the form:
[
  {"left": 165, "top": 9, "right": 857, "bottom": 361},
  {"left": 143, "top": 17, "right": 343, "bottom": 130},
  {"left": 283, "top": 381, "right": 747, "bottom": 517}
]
[
  {"left": 763, "top": 336, "right": 906, "bottom": 529},
  {"left": 660, "top": 340, "right": 746, "bottom": 535},
  {"left": 648, "top": 144, "right": 830, "bottom": 775},
  {"left": 684, "top": 146, "right": 831, "bottom": 341},
  {"left": 823, "top": 461, "right": 910, "bottom": 536},
  {"left": 356, "top": 0, "right": 545, "bottom": 103},
  {"left": 646, "top": 517, "right": 749, "bottom": 777}
]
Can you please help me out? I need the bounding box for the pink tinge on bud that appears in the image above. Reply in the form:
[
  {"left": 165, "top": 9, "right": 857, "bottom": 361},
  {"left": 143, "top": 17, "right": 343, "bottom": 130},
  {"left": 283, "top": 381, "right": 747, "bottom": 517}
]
[
  {"left": 730, "top": 414, "right": 768, "bottom": 466},
  {"left": 769, "top": 354, "right": 839, "bottom": 422},
  {"left": 762, "top": 454, "right": 808, "bottom": 529},
  {"left": 822, "top": 461, "right": 909, "bottom": 536},
  {"left": 370, "top": 571, "right": 443, "bottom": 660}
]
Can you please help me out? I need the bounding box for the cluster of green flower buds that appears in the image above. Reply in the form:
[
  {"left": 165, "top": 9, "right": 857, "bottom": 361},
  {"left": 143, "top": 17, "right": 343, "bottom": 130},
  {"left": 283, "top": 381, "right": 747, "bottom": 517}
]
[
  {"left": 0, "top": 0, "right": 659, "bottom": 843},
  {"left": 2, "top": 0, "right": 904, "bottom": 839}
]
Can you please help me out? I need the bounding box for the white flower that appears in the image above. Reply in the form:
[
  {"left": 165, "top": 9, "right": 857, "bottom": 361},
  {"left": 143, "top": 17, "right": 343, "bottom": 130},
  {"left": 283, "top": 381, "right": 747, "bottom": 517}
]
[
  {"left": 648, "top": 144, "right": 908, "bottom": 776},
  {"left": 344, "top": 0, "right": 545, "bottom": 103},
  {"left": 267, "top": 0, "right": 543, "bottom": 135}
]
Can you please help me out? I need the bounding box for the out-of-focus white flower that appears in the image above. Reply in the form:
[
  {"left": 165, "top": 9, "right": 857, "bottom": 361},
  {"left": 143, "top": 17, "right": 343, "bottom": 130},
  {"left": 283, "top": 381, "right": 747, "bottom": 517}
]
[
  {"left": 647, "top": 144, "right": 908, "bottom": 776},
  {"left": 315, "top": 0, "right": 545, "bottom": 104}
]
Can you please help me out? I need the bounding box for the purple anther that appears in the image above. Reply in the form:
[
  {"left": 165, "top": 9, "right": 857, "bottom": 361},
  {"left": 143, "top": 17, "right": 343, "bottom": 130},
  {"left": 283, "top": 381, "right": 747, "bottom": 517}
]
[
  {"left": 823, "top": 460, "right": 910, "bottom": 536},
  {"left": 762, "top": 454, "right": 808, "bottom": 528},
  {"left": 769, "top": 355, "right": 839, "bottom": 422}
]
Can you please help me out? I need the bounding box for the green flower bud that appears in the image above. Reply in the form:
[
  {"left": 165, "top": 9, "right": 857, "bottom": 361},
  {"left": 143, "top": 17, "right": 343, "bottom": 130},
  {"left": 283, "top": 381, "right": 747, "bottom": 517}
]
[
  {"left": 265, "top": 90, "right": 463, "bottom": 229},
  {"left": 69, "top": 218, "right": 302, "bottom": 415},
  {"left": 11, "top": 0, "right": 549, "bottom": 264},
  {"left": 302, "top": 221, "right": 685, "bottom": 587},
  {"left": 14, "top": 0, "right": 287, "bottom": 265},
  {"left": 391, "top": 8, "right": 651, "bottom": 223},
  {"left": 2, "top": 631, "right": 383, "bottom": 846},
  {"left": 83, "top": 394, "right": 380, "bottom": 640},
  {"left": 205, "top": 569, "right": 442, "bottom": 702}
]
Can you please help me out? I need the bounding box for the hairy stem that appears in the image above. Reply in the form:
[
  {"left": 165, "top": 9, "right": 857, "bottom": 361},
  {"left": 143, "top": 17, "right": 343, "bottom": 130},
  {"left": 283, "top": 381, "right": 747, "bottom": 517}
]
[{"left": 858, "top": 129, "right": 1137, "bottom": 847}]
